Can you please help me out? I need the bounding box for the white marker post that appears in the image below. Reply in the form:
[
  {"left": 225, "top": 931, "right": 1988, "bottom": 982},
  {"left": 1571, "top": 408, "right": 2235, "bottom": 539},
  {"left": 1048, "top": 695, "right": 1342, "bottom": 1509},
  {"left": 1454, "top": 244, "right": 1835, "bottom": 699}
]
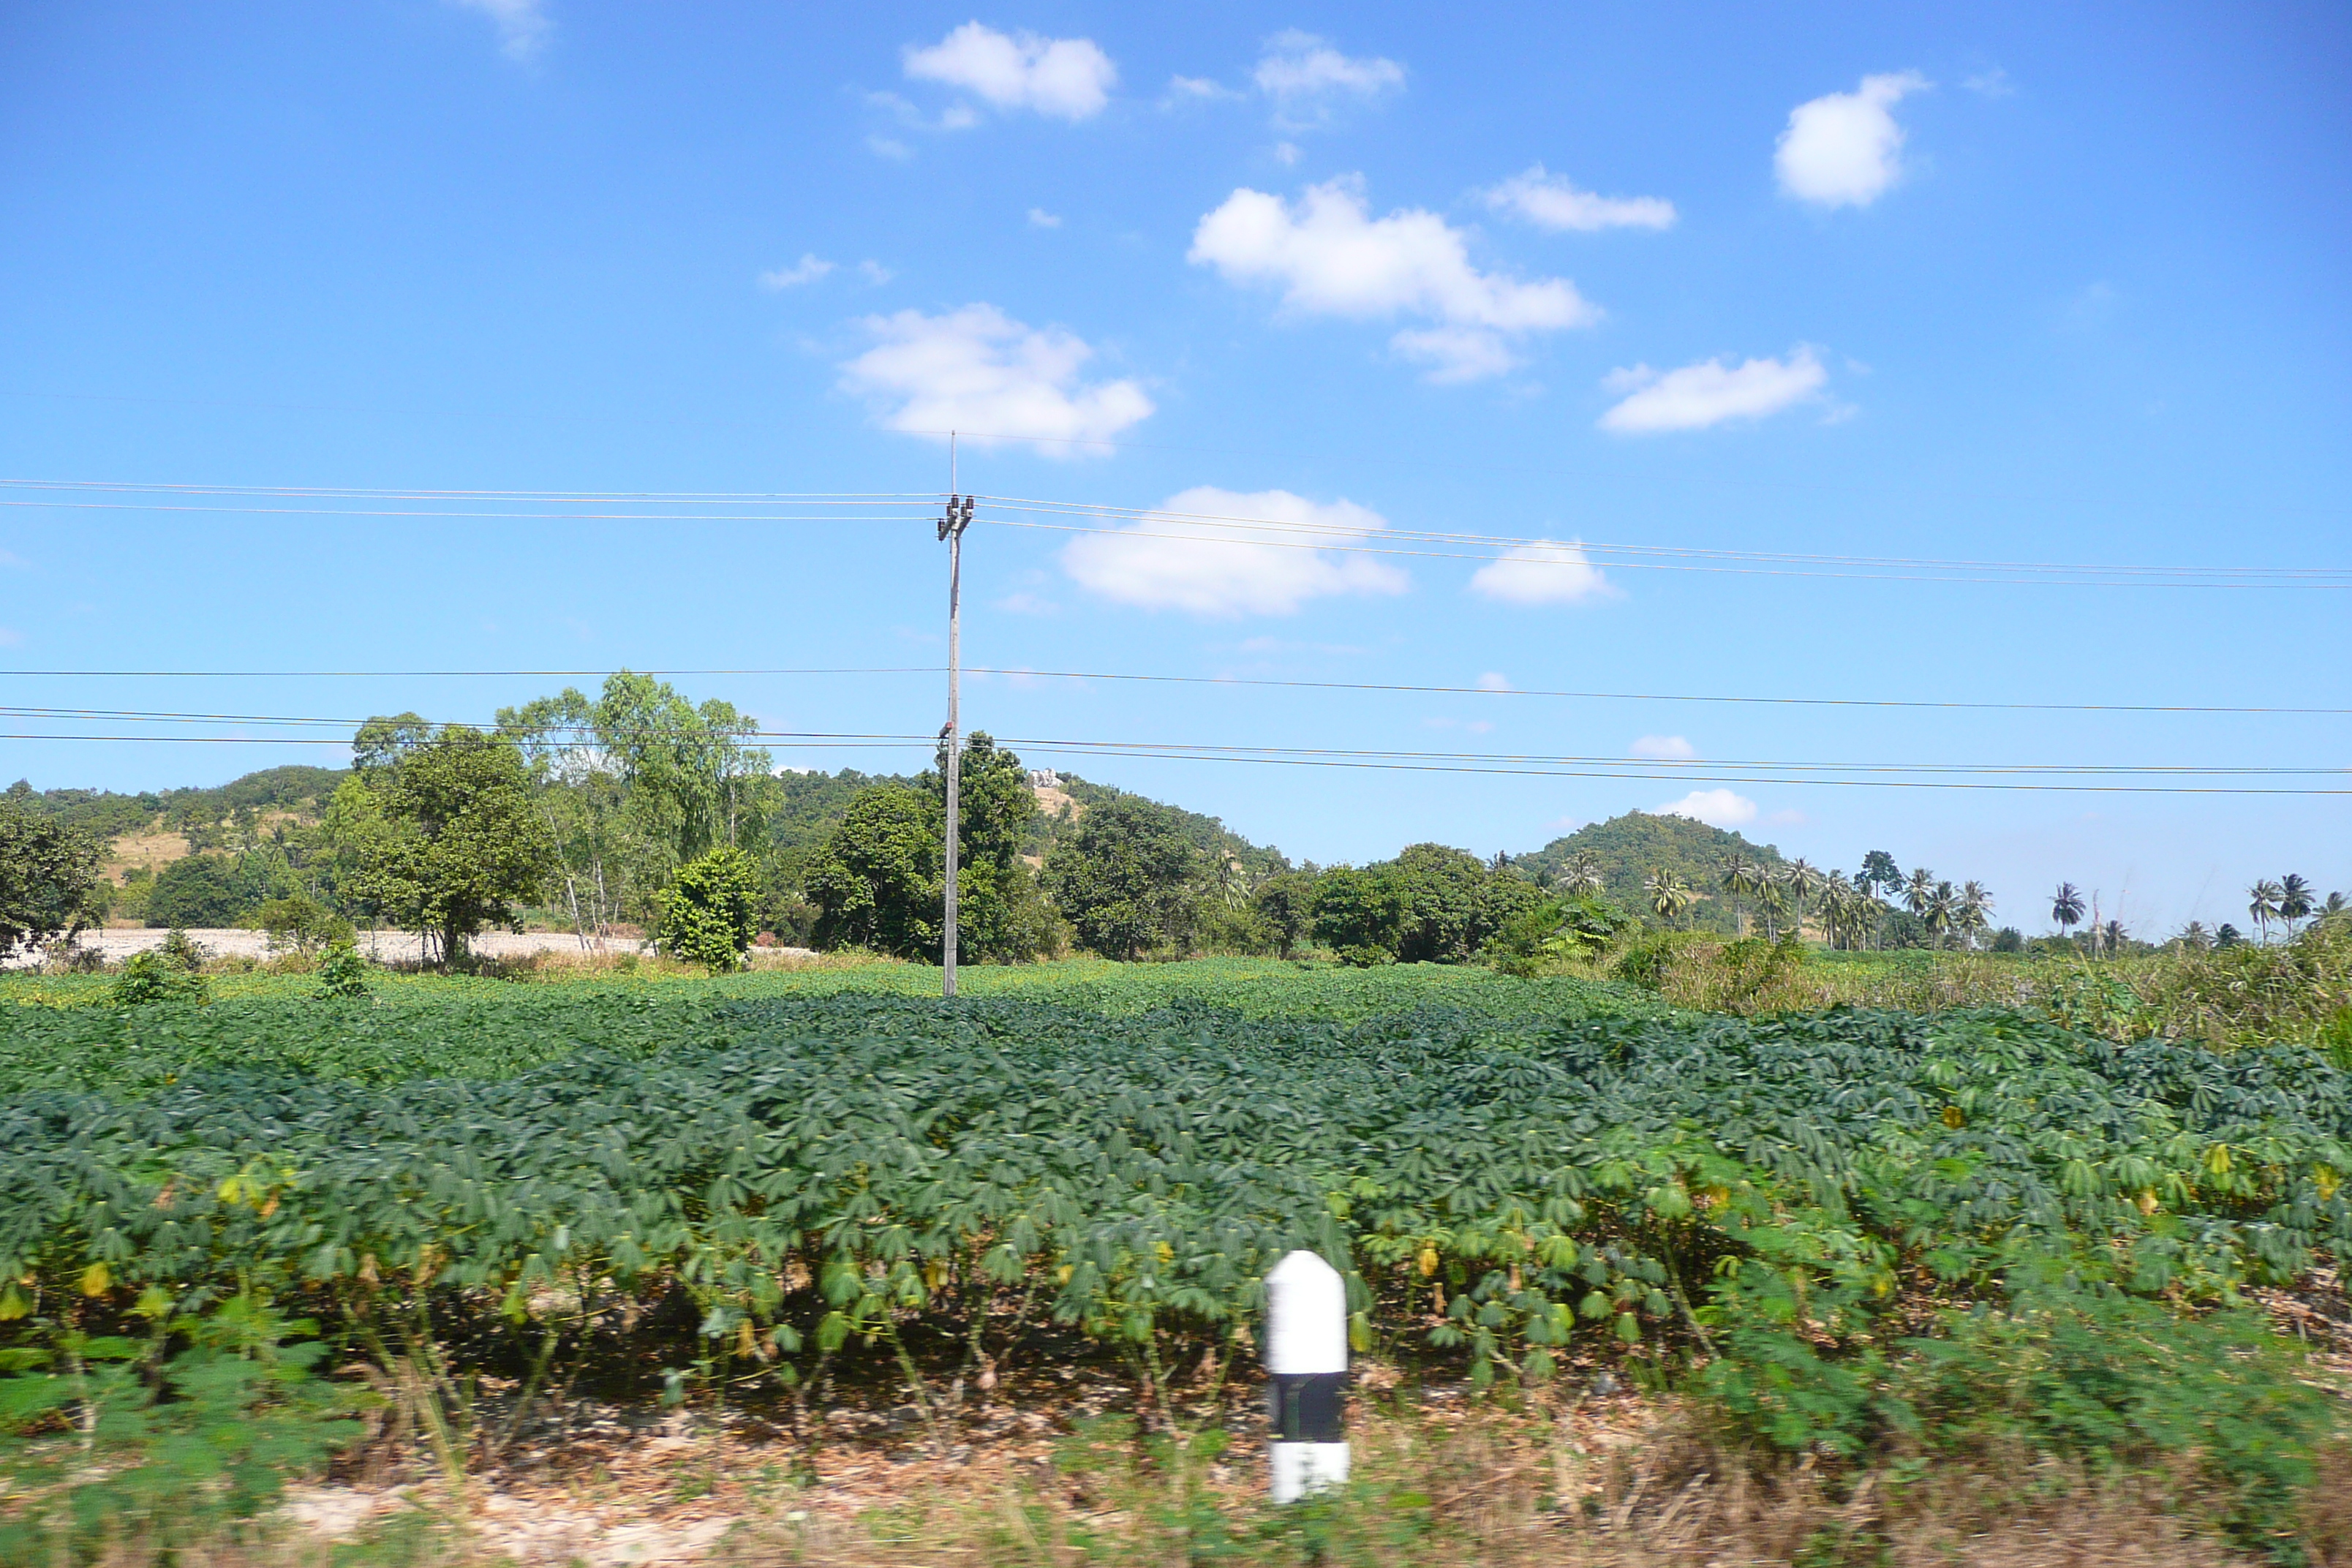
[{"left": 1264, "top": 1249, "right": 1349, "bottom": 1503}]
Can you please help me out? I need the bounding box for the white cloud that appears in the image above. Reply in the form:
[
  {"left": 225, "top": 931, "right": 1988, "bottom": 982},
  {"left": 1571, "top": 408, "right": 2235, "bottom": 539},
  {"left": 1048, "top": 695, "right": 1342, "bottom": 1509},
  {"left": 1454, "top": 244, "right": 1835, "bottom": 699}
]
[
  {"left": 1776, "top": 71, "right": 1930, "bottom": 208},
  {"left": 1254, "top": 30, "right": 1403, "bottom": 127},
  {"left": 758, "top": 255, "right": 835, "bottom": 290},
  {"left": 904, "top": 23, "right": 1117, "bottom": 121},
  {"left": 1475, "top": 671, "right": 1512, "bottom": 692},
  {"left": 1468, "top": 540, "right": 1614, "bottom": 606},
  {"left": 1599, "top": 347, "right": 1828, "bottom": 433},
  {"left": 1164, "top": 75, "right": 1237, "bottom": 103},
  {"left": 856, "top": 259, "right": 894, "bottom": 284},
  {"left": 838, "top": 304, "right": 1153, "bottom": 451},
  {"left": 1482, "top": 165, "right": 1676, "bottom": 232},
  {"left": 1189, "top": 177, "right": 1599, "bottom": 382},
  {"left": 1629, "top": 735, "right": 1697, "bottom": 761},
  {"left": 867, "top": 135, "right": 913, "bottom": 161},
  {"left": 1964, "top": 67, "right": 2015, "bottom": 98},
  {"left": 1027, "top": 207, "right": 1063, "bottom": 229},
  {"left": 451, "top": 0, "right": 549, "bottom": 61},
  {"left": 1061, "top": 486, "right": 1409, "bottom": 616},
  {"left": 1653, "top": 788, "right": 1757, "bottom": 829}
]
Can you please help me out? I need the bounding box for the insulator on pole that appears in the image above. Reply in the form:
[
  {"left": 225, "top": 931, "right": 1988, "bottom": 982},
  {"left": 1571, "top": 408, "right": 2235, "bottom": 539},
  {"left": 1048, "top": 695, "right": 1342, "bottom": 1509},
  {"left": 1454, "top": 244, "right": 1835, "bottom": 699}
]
[{"left": 1264, "top": 1249, "right": 1349, "bottom": 1503}]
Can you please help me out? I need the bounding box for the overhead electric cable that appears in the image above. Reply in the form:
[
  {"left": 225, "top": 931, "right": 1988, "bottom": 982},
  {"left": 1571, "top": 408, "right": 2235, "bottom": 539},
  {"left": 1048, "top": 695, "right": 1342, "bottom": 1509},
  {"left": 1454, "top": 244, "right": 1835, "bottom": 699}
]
[{"left": 0, "top": 666, "right": 2340, "bottom": 717}]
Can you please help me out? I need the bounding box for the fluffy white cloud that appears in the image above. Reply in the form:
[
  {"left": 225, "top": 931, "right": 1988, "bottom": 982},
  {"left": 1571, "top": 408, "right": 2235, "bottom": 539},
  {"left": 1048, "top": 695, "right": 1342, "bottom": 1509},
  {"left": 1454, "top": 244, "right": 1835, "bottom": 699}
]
[
  {"left": 1475, "top": 671, "right": 1512, "bottom": 692},
  {"left": 1190, "top": 178, "right": 1598, "bottom": 382},
  {"left": 1254, "top": 30, "right": 1403, "bottom": 125},
  {"left": 904, "top": 23, "right": 1117, "bottom": 121},
  {"left": 1775, "top": 72, "right": 1929, "bottom": 208},
  {"left": 758, "top": 254, "right": 834, "bottom": 290},
  {"left": 1629, "top": 735, "right": 1697, "bottom": 761},
  {"left": 1653, "top": 789, "right": 1757, "bottom": 829},
  {"left": 838, "top": 304, "right": 1153, "bottom": 450},
  {"left": 1027, "top": 207, "right": 1063, "bottom": 228},
  {"left": 1482, "top": 165, "right": 1675, "bottom": 232},
  {"left": 1061, "top": 486, "right": 1409, "bottom": 616},
  {"left": 1468, "top": 540, "right": 1613, "bottom": 606},
  {"left": 1599, "top": 347, "right": 1828, "bottom": 433},
  {"left": 451, "top": 0, "right": 549, "bottom": 61}
]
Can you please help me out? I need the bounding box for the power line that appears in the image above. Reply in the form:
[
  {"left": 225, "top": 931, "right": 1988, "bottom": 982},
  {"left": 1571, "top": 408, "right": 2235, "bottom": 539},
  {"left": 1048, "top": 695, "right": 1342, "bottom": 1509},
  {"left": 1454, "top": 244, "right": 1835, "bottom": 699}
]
[
  {"left": 0, "top": 665, "right": 2340, "bottom": 718},
  {"left": 1, "top": 722, "right": 2344, "bottom": 796}
]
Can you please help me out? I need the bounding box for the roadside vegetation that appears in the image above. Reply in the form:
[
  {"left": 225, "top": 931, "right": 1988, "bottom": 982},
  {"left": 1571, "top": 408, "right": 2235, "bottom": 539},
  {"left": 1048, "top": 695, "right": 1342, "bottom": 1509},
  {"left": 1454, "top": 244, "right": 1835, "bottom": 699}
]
[{"left": 1, "top": 687, "right": 2348, "bottom": 1564}]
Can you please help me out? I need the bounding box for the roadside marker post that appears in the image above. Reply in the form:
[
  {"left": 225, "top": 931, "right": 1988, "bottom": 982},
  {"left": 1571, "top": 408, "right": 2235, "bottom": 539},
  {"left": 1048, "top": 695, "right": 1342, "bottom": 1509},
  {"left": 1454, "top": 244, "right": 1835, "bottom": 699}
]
[{"left": 1265, "top": 1249, "right": 1349, "bottom": 1503}]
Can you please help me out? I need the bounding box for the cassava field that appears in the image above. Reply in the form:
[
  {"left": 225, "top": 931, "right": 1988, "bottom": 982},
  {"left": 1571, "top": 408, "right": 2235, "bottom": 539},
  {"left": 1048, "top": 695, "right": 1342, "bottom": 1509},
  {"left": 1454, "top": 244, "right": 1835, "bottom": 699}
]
[{"left": 5, "top": 948, "right": 2352, "bottom": 1566}]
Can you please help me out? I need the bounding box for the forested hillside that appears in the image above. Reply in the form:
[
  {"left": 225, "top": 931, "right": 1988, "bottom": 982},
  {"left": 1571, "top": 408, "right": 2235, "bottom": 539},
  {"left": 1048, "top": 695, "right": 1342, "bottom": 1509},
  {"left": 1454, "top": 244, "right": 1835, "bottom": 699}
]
[{"left": 1513, "top": 811, "right": 1786, "bottom": 935}]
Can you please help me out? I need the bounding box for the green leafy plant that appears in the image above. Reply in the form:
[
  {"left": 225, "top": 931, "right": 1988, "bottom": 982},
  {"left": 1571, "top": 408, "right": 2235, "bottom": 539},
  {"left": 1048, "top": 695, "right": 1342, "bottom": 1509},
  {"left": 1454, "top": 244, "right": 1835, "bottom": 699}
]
[
  {"left": 660, "top": 844, "right": 761, "bottom": 970},
  {"left": 312, "top": 939, "right": 374, "bottom": 998},
  {"left": 108, "top": 949, "right": 208, "bottom": 1006}
]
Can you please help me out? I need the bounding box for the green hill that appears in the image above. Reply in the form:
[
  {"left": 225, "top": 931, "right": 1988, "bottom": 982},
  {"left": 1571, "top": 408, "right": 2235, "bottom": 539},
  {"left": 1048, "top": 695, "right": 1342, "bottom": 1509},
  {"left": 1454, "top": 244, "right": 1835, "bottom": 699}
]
[{"left": 1509, "top": 811, "right": 1785, "bottom": 933}]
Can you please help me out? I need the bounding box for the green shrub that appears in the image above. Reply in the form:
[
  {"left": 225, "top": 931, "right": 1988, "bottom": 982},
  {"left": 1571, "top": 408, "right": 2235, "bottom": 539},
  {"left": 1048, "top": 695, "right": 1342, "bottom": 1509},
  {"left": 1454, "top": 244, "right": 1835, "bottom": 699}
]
[
  {"left": 255, "top": 893, "right": 353, "bottom": 956},
  {"left": 660, "top": 845, "right": 761, "bottom": 970},
  {"left": 312, "top": 940, "right": 373, "bottom": 999},
  {"left": 108, "top": 949, "right": 208, "bottom": 1006}
]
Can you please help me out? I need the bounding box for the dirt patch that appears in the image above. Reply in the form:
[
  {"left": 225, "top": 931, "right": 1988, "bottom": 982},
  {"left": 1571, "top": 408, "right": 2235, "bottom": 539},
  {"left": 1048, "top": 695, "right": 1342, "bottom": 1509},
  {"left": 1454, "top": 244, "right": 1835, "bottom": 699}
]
[{"left": 104, "top": 828, "right": 189, "bottom": 881}]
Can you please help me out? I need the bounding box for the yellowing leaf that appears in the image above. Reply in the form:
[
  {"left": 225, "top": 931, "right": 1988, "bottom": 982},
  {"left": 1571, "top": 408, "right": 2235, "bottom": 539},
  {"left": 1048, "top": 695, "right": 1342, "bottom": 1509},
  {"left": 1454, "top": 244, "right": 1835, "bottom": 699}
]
[{"left": 80, "top": 1262, "right": 111, "bottom": 1297}]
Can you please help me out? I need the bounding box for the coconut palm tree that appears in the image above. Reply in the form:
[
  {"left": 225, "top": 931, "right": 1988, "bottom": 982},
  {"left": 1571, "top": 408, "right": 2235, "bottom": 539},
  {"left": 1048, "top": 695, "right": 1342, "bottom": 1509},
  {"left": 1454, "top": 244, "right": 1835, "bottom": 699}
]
[
  {"left": 2051, "top": 883, "right": 2086, "bottom": 943},
  {"left": 2247, "top": 879, "right": 2284, "bottom": 944},
  {"left": 2178, "top": 921, "right": 2212, "bottom": 951},
  {"left": 1924, "top": 881, "right": 1959, "bottom": 949},
  {"left": 1958, "top": 881, "right": 1994, "bottom": 950},
  {"left": 2324, "top": 892, "right": 2348, "bottom": 921},
  {"left": 1556, "top": 850, "right": 1606, "bottom": 898},
  {"left": 2278, "top": 874, "right": 2316, "bottom": 936},
  {"left": 1784, "top": 859, "right": 1825, "bottom": 943},
  {"left": 1643, "top": 868, "right": 1692, "bottom": 928},
  {"left": 1904, "top": 868, "right": 1937, "bottom": 930},
  {"left": 1719, "top": 850, "right": 1760, "bottom": 937},
  {"left": 1754, "top": 875, "right": 1790, "bottom": 941}
]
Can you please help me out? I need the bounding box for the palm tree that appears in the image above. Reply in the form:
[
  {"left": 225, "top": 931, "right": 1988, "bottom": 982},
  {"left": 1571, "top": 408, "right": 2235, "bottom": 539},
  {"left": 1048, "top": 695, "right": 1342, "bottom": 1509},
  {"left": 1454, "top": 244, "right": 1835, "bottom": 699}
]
[
  {"left": 1784, "top": 859, "right": 1825, "bottom": 943},
  {"left": 1924, "top": 881, "right": 1959, "bottom": 949},
  {"left": 1903, "top": 868, "right": 1937, "bottom": 938},
  {"left": 2179, "top": 921, "right": 2212, "bottom": 951},
  {"left": 1719, "top": 850, "right": 1760, "bottom": 937},
  {"left": 2278, "top": 874, "right": 2316, "bottom": 937},
  {"left": 1754, "top": 875, "right": 1790, "bottom": 941},
  {"left": 1643, "top": 869, "right": 1692, "bottom": 928},
  {"left": 1958, "top": 881, "right": 1994, "bottom": 950},
  {"left": 2247, "top": 879, "right": 2284, "bottom": 944},
  {"left": 2324, "top": 892, "right": 2349, "bottom": 921},
  {"left": 2215, "top": 922, "right": 2245, "bottom": 949},
  {"left": 2051, "top": 883, "right": 2086, "bottom": 943},
  {"left": 1556, "top": 850, "right": 1606, "bottom": 898}
]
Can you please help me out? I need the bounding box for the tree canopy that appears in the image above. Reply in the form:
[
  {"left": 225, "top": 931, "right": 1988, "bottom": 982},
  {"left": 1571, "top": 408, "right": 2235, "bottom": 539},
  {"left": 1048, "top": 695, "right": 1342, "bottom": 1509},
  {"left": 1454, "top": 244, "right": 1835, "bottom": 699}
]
[{"left": 0, "top": 802, "right": 105, "bottom": 957}]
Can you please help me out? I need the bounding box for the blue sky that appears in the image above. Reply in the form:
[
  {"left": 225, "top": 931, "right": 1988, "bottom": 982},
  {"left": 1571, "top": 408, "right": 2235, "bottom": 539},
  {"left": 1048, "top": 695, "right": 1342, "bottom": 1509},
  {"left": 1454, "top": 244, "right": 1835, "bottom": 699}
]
[{"left": 1, "top": 1, "right": 2347, "bottom": 935}]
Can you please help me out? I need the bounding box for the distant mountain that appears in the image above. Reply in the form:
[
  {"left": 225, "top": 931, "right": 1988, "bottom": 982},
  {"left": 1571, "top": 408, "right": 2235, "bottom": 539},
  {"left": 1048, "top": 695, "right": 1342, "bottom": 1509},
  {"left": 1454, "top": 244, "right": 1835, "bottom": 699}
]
[
  {"left": 4, "top": 766, "right": 347, "bottom": 844},
  {"left": 1510, "top": 811, "right": 1785, "bottom": 933}
]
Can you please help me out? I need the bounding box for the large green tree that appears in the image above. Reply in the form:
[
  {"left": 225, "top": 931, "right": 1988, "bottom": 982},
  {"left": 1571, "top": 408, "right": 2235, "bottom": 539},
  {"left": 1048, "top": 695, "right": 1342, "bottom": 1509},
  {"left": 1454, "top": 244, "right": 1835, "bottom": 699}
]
[
  {"left": 326, "top": 718, "right": 557, "bottom": 964},
  {"left": 802, "top": 784, "right": 941, "bottom": 958},
  {"left": 1044, "top": 795, "right": 1201, "bottom": 960},
  {"left": 0, "top": 802, "right": 105, "bottom": 958}
]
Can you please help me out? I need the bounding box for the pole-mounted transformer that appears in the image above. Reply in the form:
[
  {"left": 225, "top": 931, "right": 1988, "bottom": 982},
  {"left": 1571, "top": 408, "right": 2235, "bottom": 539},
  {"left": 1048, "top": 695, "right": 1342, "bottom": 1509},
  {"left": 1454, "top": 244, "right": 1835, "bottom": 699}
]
[{"left": 1264, "top": 1249, "right": 1349, "bottom": 1502}]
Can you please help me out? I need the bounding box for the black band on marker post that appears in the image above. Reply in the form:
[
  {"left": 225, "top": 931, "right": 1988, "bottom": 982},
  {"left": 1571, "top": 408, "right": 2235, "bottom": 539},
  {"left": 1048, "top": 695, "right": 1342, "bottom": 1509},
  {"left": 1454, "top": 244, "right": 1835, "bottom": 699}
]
[{"left": 1269, "top": 1371, "right": 1348, "bottom": 1444}]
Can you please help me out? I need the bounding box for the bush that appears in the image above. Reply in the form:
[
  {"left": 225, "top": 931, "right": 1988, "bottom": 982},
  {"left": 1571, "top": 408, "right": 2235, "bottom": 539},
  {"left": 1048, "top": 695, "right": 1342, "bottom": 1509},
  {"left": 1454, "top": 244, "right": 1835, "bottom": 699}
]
[
  {"left": 1489, "top": 894, "right": 1640, "bottom": 977},
  {"left": 255, "top": 893, "right": 353, "bottom": 956},
  {"left": 109, "top": 949, "right": 208, "bottom": 1006},
  {"left": 660, "top": 845, "right": 761, "bottom": 970},
  {"left": 143, "top": 854, "right": 251, "bottom": 929},
  {"left": 312, "top": 941, "right": 373, "bottom": 999}
]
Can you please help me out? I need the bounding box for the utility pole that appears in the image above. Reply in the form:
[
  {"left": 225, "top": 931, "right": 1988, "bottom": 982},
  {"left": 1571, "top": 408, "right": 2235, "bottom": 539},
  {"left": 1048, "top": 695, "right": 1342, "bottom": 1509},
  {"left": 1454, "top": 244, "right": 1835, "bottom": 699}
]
[{"left": 938, "top": 445, "right": 975, "bottom": 998}]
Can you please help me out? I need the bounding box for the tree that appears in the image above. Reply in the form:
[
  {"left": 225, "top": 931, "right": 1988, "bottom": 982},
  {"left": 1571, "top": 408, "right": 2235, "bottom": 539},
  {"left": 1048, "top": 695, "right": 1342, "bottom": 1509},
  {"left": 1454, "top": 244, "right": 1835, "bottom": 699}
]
[
  {"left": 1311, "top": 865, "right": 1403, "bottom": 964},
  {"left": 325, "top": 720, "right": 557, "bottom": 965},
  {"left": 1903, "top": 867, "right": 1937, "bottom": 927},
  {"left": 660, "top": 845, "right": 761, "bottom": 970},
  {"left": 2177, "top": 921, "right": 2213, "bottom": 952},
  {"left": 2215, "top": 922, "right": 2245, "bottom": 949},
  {"left": 1924, "top": 881, "right": 1960, "bottom": 949},
  {"left": 1251, "top": 870, "right": 1319, "bottom": 959},
  {"left": 2051, "top": 883, "right": 2086, "bottom": 942},
  {"left": 804, "top": 785, "right": 941, "bottom": 958},
  {"left": 2247, "top": 879, "right": 2284, "bottom": 944},
  {"left": 922, "top": 733, "right": 1052, "bottom": 963},
  {"left": 0, "top": 802, "right": 104, "bottom": 959},
  {"left": 1643, "top": 868, "right": 1694, "bottom": 928},
  {"left": 1784, "top": 859, "right": 1825, "bottom": 943},
  {"left": 1720, "top": 849, "right": 1760, "bottom": 937},
  {"left": 1958, "top": 881, "right": 1994, "bottom": 951},
  {"left": 1858, "top": 851, "right": 1903, "bottom": 902},
  {"left": 1554, "top": 849, "right": 1606, "bottom": 898},
  {"left": 145, "top": 854, "right": 250, "bottom": 929},
  {"left": 2278, "top": 874, "right": 2316, "bottom": 936},
  {"left": 1044, "top": 796, "right": 1201, "bottom": 960}
]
